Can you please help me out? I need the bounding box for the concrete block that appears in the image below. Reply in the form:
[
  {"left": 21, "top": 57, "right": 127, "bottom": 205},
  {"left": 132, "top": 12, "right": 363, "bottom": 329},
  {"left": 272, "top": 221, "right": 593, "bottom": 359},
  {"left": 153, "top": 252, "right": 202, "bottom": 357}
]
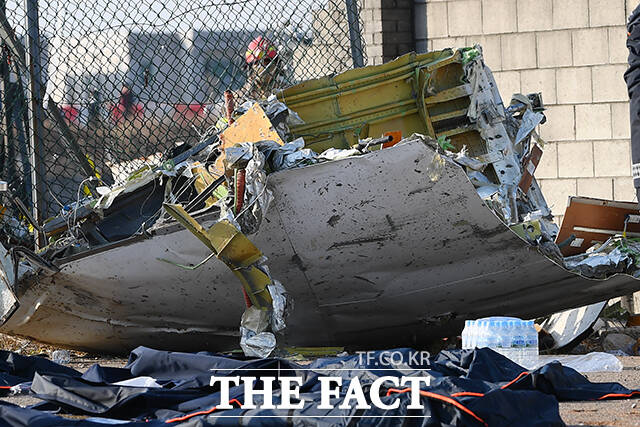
[
  {"left": 553, "top": 0, "right": 589, "bottom": 29},
  {"left": 448, "top": 0, "right": 483, "bottom": 36},
  {"left": 575, "top": 104, "right": 612, "bottom": 140},
  {"left": 537, "top": 31, "right": 573, "bottom": 68},
  {"left": 612, "top": 102, "right": 631, "bottom": 139},
  {"left": 614, "top": 177, "right": 637, "bottom": 201},
  {"left": 367, "top": 44, "right": 384, "bottom": 59},
  {"left": 539, "top": 178, "right": 577, "bottom": 215},
  {"left": 397, "top": 19, "right": 413, "bottom": 32},
  {"left": 572, "top": 28, "right": 609, "bottom": 66},
  {"left": 383, "top": 0, "right": 413, "bottom": 8},
  {"left": 534, "top": 141, "right": 558, "bottom": 178},
  {"left": 385, "top": 31, "right": 414, "bottom": 44},
  {"left": 364, "top": 32, "right": 374, "bottom": 45},
  {"left": 493, "top": 71, "right": 521, "bottom": 101},
  {"left": 501, "top": 33, "right": 537, "bottom": 70},
  {"left": 589, "top": 0, "right": 625, "bottom": 27},
  {"left": 432, "top": 36, "right": 467, "bottom": 51},
  {"left": 482, "top": 0, "right": 517, "bottom": 34},
  {"left": 383, "top": 9, "right": 414, "bottom": 21},
  {"left": 556, "top": 67, "right": 592, "bottom": 104},
  {"left": 367, "top": 18, "right": 383, "bottom": 33},
  {"left": 594, "top": 139, "right": 631, "bottom": 176},
  {"left": 521, "top": 69, "right": 556, "bottom": 104},
  {"left": 592, "top": 65, "right": 629, "bottom": 103},
  {"left": 427, "top": 2, "right": 448, "bottom": 38},
  {"left": 382, "top": 19, "right": 397, "bottom": 32},
  {"left": 466, "top": 34, "right": 502, "bottom": 70},
  {"left": 577, "top": 178, "right": 614, "bottom": 199},
  {"left": 609, "top": 26, "right": 630, "bottom": 64},
  {"left": 558, "top": 141, "right": 594, "bottom": 177},
  {"left": 517, "top": 0, "right": 552, "bottom": 31},
  {"left": 540, "top": 105, "right": 575, "bottom": 141}
]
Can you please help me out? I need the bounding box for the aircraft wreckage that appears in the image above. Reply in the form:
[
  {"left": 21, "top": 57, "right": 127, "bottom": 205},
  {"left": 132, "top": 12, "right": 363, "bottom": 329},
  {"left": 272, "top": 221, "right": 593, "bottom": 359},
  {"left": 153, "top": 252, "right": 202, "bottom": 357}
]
[{"left": 1, "top": 47, "right": 640, "bottom": 355}]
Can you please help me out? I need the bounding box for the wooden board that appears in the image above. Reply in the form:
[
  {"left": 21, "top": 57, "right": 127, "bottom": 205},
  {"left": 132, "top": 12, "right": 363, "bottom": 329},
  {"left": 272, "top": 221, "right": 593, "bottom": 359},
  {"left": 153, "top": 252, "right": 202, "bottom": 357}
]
[{"left": 556, "top": 196, "right": 640, "bottom": 256}]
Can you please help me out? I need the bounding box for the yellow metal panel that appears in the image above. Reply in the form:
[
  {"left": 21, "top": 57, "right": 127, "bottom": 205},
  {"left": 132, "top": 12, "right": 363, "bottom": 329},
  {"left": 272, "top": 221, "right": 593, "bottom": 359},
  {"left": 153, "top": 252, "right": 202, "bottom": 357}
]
[
  {"left": 162, "top": 203, "right": 273, "bottom": 309},
  {"left": 215, "top": 103, "right": 285, "bottom": 175},
  {"left": 277, "top": 49, "right": 472, "bottom": 153}
]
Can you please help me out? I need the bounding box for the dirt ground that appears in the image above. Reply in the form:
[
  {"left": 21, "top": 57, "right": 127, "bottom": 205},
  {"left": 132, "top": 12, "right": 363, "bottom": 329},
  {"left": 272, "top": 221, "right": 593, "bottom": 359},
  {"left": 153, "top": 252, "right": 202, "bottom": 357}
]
[{"left": 559, "top": 356, "right": 640, "bottom": 426}]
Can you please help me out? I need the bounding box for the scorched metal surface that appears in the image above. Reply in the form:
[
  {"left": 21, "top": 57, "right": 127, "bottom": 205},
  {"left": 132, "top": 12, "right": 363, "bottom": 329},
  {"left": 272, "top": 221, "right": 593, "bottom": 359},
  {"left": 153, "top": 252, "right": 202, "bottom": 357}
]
[{"left": 1, "top": 140, "right": 638, "bottom": 353}]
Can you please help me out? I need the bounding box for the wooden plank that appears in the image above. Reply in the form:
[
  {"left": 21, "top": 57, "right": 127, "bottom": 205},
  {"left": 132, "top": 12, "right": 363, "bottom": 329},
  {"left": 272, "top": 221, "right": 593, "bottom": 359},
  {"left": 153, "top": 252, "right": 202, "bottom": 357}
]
[{"left": 556, "top": 197, "right": 640, "bottom": 256}]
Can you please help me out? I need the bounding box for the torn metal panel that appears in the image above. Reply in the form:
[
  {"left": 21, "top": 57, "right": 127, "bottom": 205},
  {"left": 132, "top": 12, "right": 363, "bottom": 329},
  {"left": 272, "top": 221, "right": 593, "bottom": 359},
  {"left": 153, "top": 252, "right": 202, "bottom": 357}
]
[
  {"left": 277, "top": 49, "right": 454, "bottom": 151},
  {"left": 540, "top": 302, "right": 607, "bottom": 350},
  {"left": 1, "top": 46, "right": 639, "bottom": 354},
  {"left": 0, "top": 243, "right": 19, "bottom": 323},
  {"left": 0, "top": 140, "right": 639, "bottom": 352},
  {"left": 215, "top": 102, "right": 285, "bottom": 177}
]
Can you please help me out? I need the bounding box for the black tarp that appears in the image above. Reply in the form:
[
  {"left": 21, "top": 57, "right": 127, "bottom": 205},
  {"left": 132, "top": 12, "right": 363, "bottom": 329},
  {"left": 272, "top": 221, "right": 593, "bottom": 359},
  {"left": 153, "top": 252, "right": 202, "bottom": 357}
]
[{"left": 0, "top": 347, "right": 638, "bottom": 426}]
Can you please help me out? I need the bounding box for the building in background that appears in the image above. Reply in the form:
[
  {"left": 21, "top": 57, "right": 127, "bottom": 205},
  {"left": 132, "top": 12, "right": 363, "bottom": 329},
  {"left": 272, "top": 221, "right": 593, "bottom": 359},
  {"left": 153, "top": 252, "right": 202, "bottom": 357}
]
[
  {"left": 418, "top": 0, "right": 635, "bottom": 225},
  {"left": 46, "top": 29, "right": 255, "bottom": 121}
]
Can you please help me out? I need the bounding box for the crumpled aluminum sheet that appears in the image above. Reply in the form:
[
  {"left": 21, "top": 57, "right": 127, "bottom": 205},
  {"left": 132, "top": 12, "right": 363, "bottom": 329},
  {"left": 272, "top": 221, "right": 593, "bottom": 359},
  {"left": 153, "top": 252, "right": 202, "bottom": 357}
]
[
  {"left": 217, "top": 202, "right": 243, "bottom": 231},
  {"left": 222, "top": 144, "right": 292, "bottom": 357},
  {"left": 236, "top": 96, "right": 304, "bottom": 141},
  {"left": 258, "top": 138, "right": 318, "bottom": 171},
  {"left": 515, "top": 109, "right": 545, "bottom": 145},
  {"left": 318, "top": 147, "right": 361, "bottom": 161},
  {"left": 225, "top": 145, "right": 254, "bottom": 170},
  {"left": 268, "top": 280, "right": 290, "bottom": 333},
  {"left": 564, "top": 240, "right": 635, "bottom": 279},
  {"left": 239, "top": 144, "right": 274, "bottom": 235},
  {"left": 240, "top": 305, "right": 276, "bottom": 358},
  {"left": 240, "top": 330, "right": 277, "bottom": 359},
  {"left": 240, "top": 305, "right": 271, "bottom": 334},
  {"left": 486, "top": 184, "right": 519, "bottom": 225},
  {"left": 476, "top": 185, "right": 499, "bottom": 199},
  {"left": 467, "top": 171, "right": 491, "bottom": 186},
  {"left": 454, "top": 147, "right": 486, "bottom": 171}
]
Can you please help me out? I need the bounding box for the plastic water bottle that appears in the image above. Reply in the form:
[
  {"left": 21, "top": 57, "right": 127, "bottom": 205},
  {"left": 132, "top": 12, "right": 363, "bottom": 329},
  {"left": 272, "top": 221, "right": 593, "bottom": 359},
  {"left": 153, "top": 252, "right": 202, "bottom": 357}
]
[
  {"left": 462, "top": 317, "right": 538, "bottom": 367},
  {"left": 477, "top": 320, "right": 488, "bottom": 348},
  {"left": 512, "top": 321, "right": 526, "bottom": 366},
  {"left": 523, "top": 320, "right": 539, "bottom": 368},
  {"left": 496, "top": 320, "right": 511, "bottom": 360},
  {"left": 469, "top": 320, "right": 479, "bottom": 349},
  {"left": 486, "top": 320, "right": 499, "bottom": 349},
  {"left": 462, "top": 320, "right": 471, "bottom": 349},
  {"left": 462, "top": 320, "right": 478, "bottom": 349}
]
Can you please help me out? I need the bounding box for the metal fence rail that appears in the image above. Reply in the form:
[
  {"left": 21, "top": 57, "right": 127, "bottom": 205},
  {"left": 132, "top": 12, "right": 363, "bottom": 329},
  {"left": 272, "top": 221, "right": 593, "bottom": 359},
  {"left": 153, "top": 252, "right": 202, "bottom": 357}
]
[{"left": 0, "top": 0, "right": 366, "bottom": 245}]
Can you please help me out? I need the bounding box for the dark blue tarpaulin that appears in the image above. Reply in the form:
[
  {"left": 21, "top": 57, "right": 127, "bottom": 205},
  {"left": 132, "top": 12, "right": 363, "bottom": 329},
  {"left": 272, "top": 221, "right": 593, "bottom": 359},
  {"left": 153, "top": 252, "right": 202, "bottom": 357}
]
[{"left": 0, "top": 347, "right": 637, "bottom": 426}]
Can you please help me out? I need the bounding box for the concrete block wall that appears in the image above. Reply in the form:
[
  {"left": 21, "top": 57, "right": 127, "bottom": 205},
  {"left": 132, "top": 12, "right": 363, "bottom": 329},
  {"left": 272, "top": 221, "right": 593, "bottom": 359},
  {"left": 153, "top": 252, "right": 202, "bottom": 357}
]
[
  {"left": 423, "top": 0, "right": 638, "bottom": 224},
  {"left": 363, "top": 0, "right": 415, "bottom": 65}
]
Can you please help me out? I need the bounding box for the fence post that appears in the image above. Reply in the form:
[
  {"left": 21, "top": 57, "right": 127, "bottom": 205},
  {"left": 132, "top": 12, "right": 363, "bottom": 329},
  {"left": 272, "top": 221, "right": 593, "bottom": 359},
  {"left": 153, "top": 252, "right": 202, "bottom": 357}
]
[
  {"left": 0, "top": 0, "right": 7, "bottom": 179},
  {"left": 24, "top": 0, "right": 46, "bottom": 248},
  {"left": 345, "top": 0, "right": 364, "bottom": 68}
]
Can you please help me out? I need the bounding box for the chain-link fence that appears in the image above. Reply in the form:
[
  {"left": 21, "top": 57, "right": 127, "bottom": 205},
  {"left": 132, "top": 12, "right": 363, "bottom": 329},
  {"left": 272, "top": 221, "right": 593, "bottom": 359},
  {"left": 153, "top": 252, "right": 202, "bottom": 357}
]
[{"left": 0, "top": 0, "right": 366, "bottom": 244}]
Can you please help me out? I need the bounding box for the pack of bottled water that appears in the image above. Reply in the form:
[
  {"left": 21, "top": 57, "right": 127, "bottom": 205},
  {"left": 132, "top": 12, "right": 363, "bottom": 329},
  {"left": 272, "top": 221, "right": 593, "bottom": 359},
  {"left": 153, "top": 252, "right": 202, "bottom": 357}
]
[{"left": 461, "top": 317, "right": 538, "bottom": 367}]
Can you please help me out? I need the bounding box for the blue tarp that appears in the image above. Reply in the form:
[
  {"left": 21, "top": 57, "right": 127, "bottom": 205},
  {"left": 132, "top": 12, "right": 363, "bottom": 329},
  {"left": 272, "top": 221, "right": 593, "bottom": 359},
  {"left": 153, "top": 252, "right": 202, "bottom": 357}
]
[{"left": 0, "top": 347, "right": 637, "bottom": 426}]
